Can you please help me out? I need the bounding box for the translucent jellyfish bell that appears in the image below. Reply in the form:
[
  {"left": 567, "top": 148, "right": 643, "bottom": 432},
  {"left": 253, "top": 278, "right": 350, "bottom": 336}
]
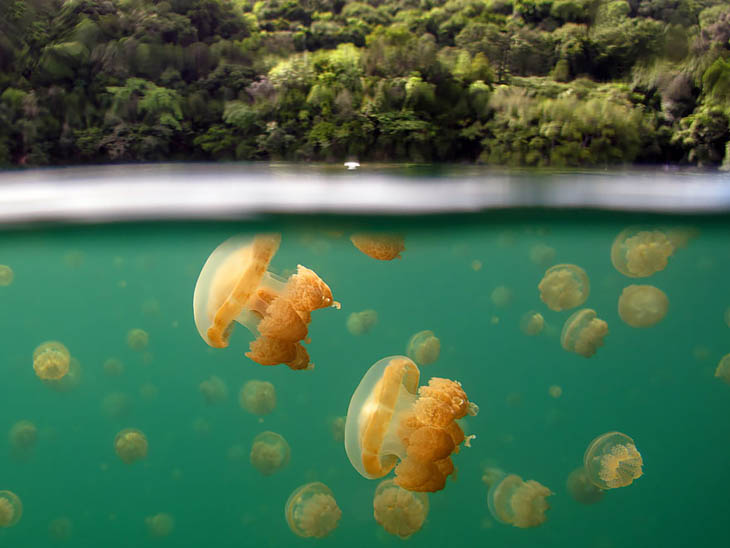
[
  {"left": 373, "top": 479, "right": 429, "bottom": 539},
  {"left": 345, "top": 355, "right": 478, "bottom": 492},
  {"left": 9, "top": 420, "right": 37, "bottom": 459},
  {"left": 199, "top": 375, "right": 228, "bottom": 405},
  {"left": 346, "top": 310, "right": 378, "bottom": 335},
  {"left": 561, "top": 309, "right": 608, "bottom": 358},
  {"left": 520, "top": 311, "right": 544, "bottom": 336},
  {"left": 0, "top": 265, "right": 14, "bottom": 286},
  {"left": 350, "top": 233, "right": 405, "bottom": 260},
  {"left": 484, "top": 469, "right": 553, "bottom": 528},
  {"left": 617, "top": 285, "right": 668, "bottom": 328},
  {"left": 611, "top": 227, "right": 675, "bottom": 278},
  {"left": 33, "top": 341, "right": 70, "bottom": 381},
  {"left": 406, "top": 331, "right": 441, "bottom": 366},
  {"left": 538, "top": 264, "right": 590, "bottom": 311},
  {"left": 583, "top": 432, "right": 643, "bottom": 489},
  {"left": 285, "top": 482, "right": 341, "bottom": 538},
  {"left": 0, "top": 491, "right": 22, "bottom": 527},
  {"left": 146, "top": 513, "right": 174, "bottom": 537},
  {"left": 250, "top": 431, "right": 290, "bottom": 475},
  {"left": 239, "top": 380, "right": 276, "bottom": 416},
  {"left": 114, "top": 428, "right": 148, "bottom": 464}
]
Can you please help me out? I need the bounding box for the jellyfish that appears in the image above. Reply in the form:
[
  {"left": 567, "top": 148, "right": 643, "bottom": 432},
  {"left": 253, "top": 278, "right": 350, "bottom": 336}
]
[
  {"left": 33, "top": 341, "right": 70, "bottom": 381},
  {"left": 520, "top": 311, "right": 544, "bottom": 336},
  {"left": 538, "top": 264, "right": 590, "bottom": 311},
  {"left": 146, "top": 513, "right": 174, "bottom": 537},
  {"left": 529, "top": 243, "right": 556, "bottom": 267},
  {"left": 548, "top": 385, "right": 562, "bottom": 399},
  {"left": 344, "top": 355, "right": 478, "bottom": 493},
  {"left": 227, "top": 443, "right": 247, "bottom": 463},
  {"left": 618, "top": 285, "right": 669, "bottom": 328},
  {"left": 126, "top": 329, "right": 149, "bottom": 351},
  {"left": 250, "top": 431, "right": 291, "bottom": 475},
  {"left": 406, "top": 331, "right": 441, "bottom": 366},
  {"left": 561, "top": 309, "right": 608, "bottom": 358},
  {"left": 346, "top": 310, "right": 378, "bottom": 336},
  {"left": 9, "top": 420, "right": 37, "bottom": 460},
  {"left": 193, "top": 234, "right": 340, "bottom": 371},
  {"left": 199, "top": 375, "right": 228, "bottom": 405},
  {"left": 329, "top": 416, "right": 346, "bottom": 443},
  {"left": 141, "top": 298, "right": 161, "bottom": 317},
  {"left": 114, "top": 428, "right": 148, "bottom": 464},
  {"left": 0, "top": 490, "right": 22, "bottom": 528},
  {"left": 192, "top": 417, "right": 211, "bottom": 436},
  {"left": 483, "top": 468, "right": 553, "bottom": 528},
  {"left": 566, "top": 467, "right": 603, "bottom": 505},
  {"left": 714, "top": 354, "right": 730, "bottom": 385},
  {"left": 350, "top": 233, "right": 404, "bottom": 260},
  {"left": 583, "top": 432, "right": 643, "bottom": 489},
  {"left": 373, "top": 479, "right": 429, "bottom": 539},
  {"left": 139, "top": 383, "right": 159, "bottom": 401},
  {"left": 103, "top": 358, "right": 124, "bottom": 377},
  {"left": 0, "top": 265, "right": 14, "bottom": 286},
  {"left": 611, "top": 227, "right": 675, "bottom": 278},
  {"left": 285, "top": 482, "right": 341, "bottom": 538},
  {"left": 44, "top": 357, "right": 82, "bottom": 392},
  {"left": 490, "top": 285, "right": 513, "bottom": 307},
  {"left": 101, "top": 392, "right": 132, "bottom": 420},
  {"left": 48, "top": 517, "right": 73, "bottom": 541},
  {"left": 239, "top": 380, "right": 276, "bottom": 416}
]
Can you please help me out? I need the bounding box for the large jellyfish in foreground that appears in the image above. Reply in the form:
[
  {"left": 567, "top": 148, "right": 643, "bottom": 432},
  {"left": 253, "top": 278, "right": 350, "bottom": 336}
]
[
  {"left": 566, "top": 467, "right": 604, "bottom": 505},
  {"left": 538, "top": 264, "right": 590, "bottom": 311},
  {"left": 583, "top": 432, "right": 643, "bottom": 489},
  {"left": 373, "top": 479, "right": 429, "bottom": 539},
  {"left": 561, "top": 309, "right": 608, "bottom": 358},
  {"left": 406, "top": 330, "right": 441, "bottom": 366},
  {"left": 350, "top": 233, "right": 405, "bottom": 260},
  {"left": 250, "top": 431, "right": 290, "bottom": 475},
  {"left": 716, "top": 354, "right": 730, "bottom": 384},
  {"left": 618, "top": 285, "right": 668, "bottom": 328},
  {"left": 611, "top": 227, "right": 675, "bottom": 278},
  {"left": 114, "top": 428, "right": 148, "bottom": 464},
  {"left": 0, "top": 490, "right": 22, "bottom": 527},
  {"left": 345, "top": 356, "right": 478, "bottom": 492},
  {"left": 33, "top": 341, "right": 70, "bottom": 381},
  {"left": 285, "top": 482, "right": 341, "bottom": 538},
  {"left": 483, "top": 468, "right": 553, "bottom": 528},
  {"left": 239, "top": 380, "right": 276, "bottom": 415},
  {"left": 193, "top": 234, "right": 340, "bottom": 370}
]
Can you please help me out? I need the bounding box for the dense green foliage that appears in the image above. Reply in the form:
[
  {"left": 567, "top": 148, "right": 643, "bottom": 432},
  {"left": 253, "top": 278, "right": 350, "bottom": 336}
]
[{"left": 1, "top": 0, "right": 729, "bottom": 166}]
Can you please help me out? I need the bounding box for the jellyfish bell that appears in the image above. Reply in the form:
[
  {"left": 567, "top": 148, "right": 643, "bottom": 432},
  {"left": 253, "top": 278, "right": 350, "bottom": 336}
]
[
  {"left": 285, "top": 482, "right": 341, "bottom": 538},
  {"left": 566, "top": 467, "right": 604, "bottom": 505},
  {"left": 716, "top": 354, "right": 730, "bottom": 385},
  {"left": 583, "top": 432, "right": 643, "bottom": 489},
  {"left": 538, "top": 264, "right": 590, "bottom": 311},
  {"left": 611, "top": 227, "right": 675, "bottom": 278},
  {"left": 561, "top": 309, "right": 608, "bottom": 358},
  {"left": 103, "top": 358, "right": 124, "bottom": 377},
  {"left": 344, "top": 355, "right": 478, "bottom": 492},
  {"left": 520, "top": 311, "right": 544, "bottom": 336},
  {"left": 350, "top": 233, "right": 405, "bottom": 260},
  {"left": 199, "top": 375, "right": 228, "bottom": 405},
  {"left": 114, "top": 428, "right": 148, "bottom": 464},
  {"left": 406, "top": 330, "right": 441, "bottom": 366},
  {"left": 0, "top": 490, "right": 22, "bottom": 528},
  {"left": 33, "top": 341, "right": 70, "bottom": 381},
  {"left": 373, "top": 479, "right": 429, "bottom": 539},
  {"left": 126, "top": 329, "right": 149, "bottom": 351},
  {"left": 617, "top": 285, "right": 669, "bottom": 328},
  {"left": 484, "top": 470, "right": 553, "bottom": 528},
  {"left": 239, "top": 380, "right": 276, "bottom": 416},
  {"left": 346, "top": 310, "right": 378, "bottom": 336},
  {"left": 329, "top": 416, "right": 346, "bottom": 442},
  {"left": 490, "top": 285, "right": 513, "bottom": 308},
  {"left": 250, "top": 431, "right": 291, "bottom": 475},
  {"left": 0, "top": 265, "right": 14, "bottom": 286},
  {"left": 193, "top": 234, "right": 339, "bottom": 370},
  {"left": 9, "top": 420, "right": 37, "bottom": 459},
  {"left": 44, "top": 357, "right": 82, "bottom": 392},
  {"left": 146, "top": 513, "right": 174, "bottom": 537}
]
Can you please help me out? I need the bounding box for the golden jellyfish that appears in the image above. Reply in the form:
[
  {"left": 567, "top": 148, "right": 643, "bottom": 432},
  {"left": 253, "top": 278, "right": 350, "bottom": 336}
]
[
  {"left": 529, "top": 243, "right": 556, "bottom": 267},
  {"left": 239, "top": 380, "right": 276, "bottom": 416},
  {"left": 346, "top": 309, "right": 378, "bottom": 336},
  {"left": 0, "top": 265, "right": 14, "bottom": 286},
  {"left": 329, "top": 416, "right": 346, "bottom": 442},
  {"left": 126, "top": 328, "right": 149, "bottom": 351},
  {"left": 9, "top": 420, "right": 37, "bottom": 459},
  {"left": 373, "top": 479, "right": 429, "bottom": 539},
  {"left": 48, "top": 517, "right": 73, "bottom": 541},
  {"left": 714, "top": 354, "right": 730, "bottom": 384},
  {"left": 114, "top": 428, "right": 148, "bottom": 464},
  {"left": 199, "top": 375, "right": 228, "bottom": 405},
  {"left": 566, "top": 467, "right": 604, "bottom": 505},
  {"left": 344, "top": 355, "right": 478, "bottom": 493},
  {"left": 44, "top": 357, "right": 82, "bottom": 392},
  {"left": 611, "top": 227, "right": 675, "bottom": 278},
  {"left": 483, "top": 468, "right": 553, "bottom": 528},
  {"left": 406, "top": 330, "right": 441, "bottom": 366},
  {"left": 101, "top": 392, "right": 132, "bottom": 420},
  {"left": 285, "top": 482, "right": 341, "bottom": 538},
  {"left": 146, "top": 513, "right": 174, "bottom": 537},
  {"left": 103, "top": 358, "right": 124, "bottom": 377},
  {"left": 490, "top": 285, "right": 513, "bottom": 307},
  {"left": 250, "top": 431, "right": 291, "bottom": 475},
  {"left": 561, "top": 309, "right": 608, "bottom": 358},
  {"left": 33, "top": 341, "right": 70, "bottom": 381},
  {"left": 0, "top": 490, "right": 22, "bottom": 528},
  {"left": 520, "top": 311, "right": 544, "bottom": 336},
  {"left": 350, "top": 233, "right": 405, "bottom": 260},
  {"left": 618, "top": 285, "right": 669, "bottom": 328},
  {"left": 538, "top": 264, "right": 590, "bottom": 311},
  {"left": 548, "top": 385, "right": 562, "bottom": 399},
  {"left": 193, "top": 234, "right": 340, "bottom": 371},
  {"left": 583, "top": 432, "right": 643, "bottom": 489}
]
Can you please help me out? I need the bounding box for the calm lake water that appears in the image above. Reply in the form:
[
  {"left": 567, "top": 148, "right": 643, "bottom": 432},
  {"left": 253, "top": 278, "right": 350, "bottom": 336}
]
[{"left": 0, "top": 166, "right": 729, "bottom": 547}]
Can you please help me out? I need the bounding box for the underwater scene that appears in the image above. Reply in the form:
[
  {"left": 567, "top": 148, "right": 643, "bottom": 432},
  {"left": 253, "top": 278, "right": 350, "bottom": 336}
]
[{"left": 1, "top": 213, "right": 729, "bottom": 547}]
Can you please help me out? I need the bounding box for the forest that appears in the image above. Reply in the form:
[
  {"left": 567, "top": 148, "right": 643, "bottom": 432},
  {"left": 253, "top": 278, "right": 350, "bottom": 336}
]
[{"left": 0, "top": 0, "right": 729, "bottom": 167}]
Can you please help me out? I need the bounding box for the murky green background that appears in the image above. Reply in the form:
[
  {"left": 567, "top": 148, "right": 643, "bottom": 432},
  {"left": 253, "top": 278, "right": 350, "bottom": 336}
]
[{"left": 1, "top": 212, "right": 729, "bottom": 547}]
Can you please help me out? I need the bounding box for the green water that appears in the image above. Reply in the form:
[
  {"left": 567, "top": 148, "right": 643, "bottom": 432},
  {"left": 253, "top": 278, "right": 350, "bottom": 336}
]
[{"left": 1, "top": 213, "right": 729, "bottom": 547}]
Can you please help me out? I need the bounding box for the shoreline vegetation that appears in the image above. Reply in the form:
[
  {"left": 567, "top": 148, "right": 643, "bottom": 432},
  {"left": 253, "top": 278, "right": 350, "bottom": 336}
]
[{"left": 1, "top": 0, "right": 729, "bottom": 168}]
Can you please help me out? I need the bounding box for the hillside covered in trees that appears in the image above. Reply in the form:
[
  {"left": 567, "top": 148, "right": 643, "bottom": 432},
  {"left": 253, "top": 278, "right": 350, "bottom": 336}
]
[{"left": 1, "top": 0, "right": 729, "bottom": 167}]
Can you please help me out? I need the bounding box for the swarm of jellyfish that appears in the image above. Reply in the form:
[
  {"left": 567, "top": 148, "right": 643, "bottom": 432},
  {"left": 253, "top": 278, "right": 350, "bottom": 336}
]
[
  {"left": 583, "top": 432, "right": 643, "bottom": 489},
  {"left": 285, "top": 482, "right": 341, "bottom": 538},
  {"left": 611, "top": 227, "right": 675, "bottom": 278},
  {"left": 350, "top": 233, "right": 405, "bottom": 260}
]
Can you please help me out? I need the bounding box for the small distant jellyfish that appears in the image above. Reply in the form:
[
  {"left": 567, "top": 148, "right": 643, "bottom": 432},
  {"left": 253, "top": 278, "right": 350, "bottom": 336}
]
[
  {"left": 490, "top": 285, "right": 513, "bottom": 308},
  {"left": 538, "top": 264, "right": 590, "bottom": 311},
  {"left": 406, "top": 330, "right": 441, "bottom": 366},
  {"left": 44, "top": 357, "right": 82, "bottom": 392},
  {"left": 199, "top": 375, "right": 228, "bottom": 405},
  {"left": 471, "top": 260, "right": 482, "bottom": 271},
  {"left": 126, "top": 329, "right": 149, "bottom": 351},
  {"left": 33, "top": 341, "right": 70, "bottom": 381},
  {"left": 285, "top": 482, "right": 341, "bottom": 538},
  {"left": 114, "top": 428, "right": 148, "bottom": 464},
  {"left": 583, "top": 432, "right": 643, "bottom": 489},
  {"left": 529, "top": 243, "right": 556, "bottom": 267},
  {"left": 561, "top": 309, "right": 608, "bottom": 358},
  {"left": 239, "top": 380, "right": 276, "bottom": 416},
  {"left": 350, "top": 233, "right": 405, "bottom": 260},
  {"left": 520, "top": 311, "right": 544, "bottom": 336},
  {"left": 483, "top": 468, "right": 553, "bottom": 528},
  {"left": 101, "top": 392, "right": 132, "bottom": 420},
  {"left": 548, "top": 385, "right": 562, "bottom": 399},
  {"left": 566, "top": 467, "right": 603, "bottom": 505},
  {"left": 141, "top": 298, "right": 161, "bottom": 317},
  {"left": 146, "top": 513, "right": 174, "bottom": 537},
  {"left": 0, "top": 490, "right": 22, "bottom": 528},
  {"left": 103, "top": 358, "right": 124, "bottom": 377},
  {"left": 346, "top": 309, "right": 378, "bottom": 335},
  {"left": 0, "top": 265, "right": 14, "bottom": 286},
  {"left": 715, "top": 354, "right": 730, "bottom": 385},
  {"left": 329, "top": 416, "right": 346, "bottom": 443},
  {"left": 227, "top": 443, "right": 247, "bottom": 463},
  {"left": 250, "top": 431, "right": 291, "bottom": 475},
  {"left": 618, "top": 285, "right": 669, "bottom": 328},
  {"left": 9, "top": 420, "right": 37, "bottom": 459},
  {"left": 373, "top": 479, "right": 429, "bottom": 539},
  {"left": 48, "top": 517, "right": 73, "bottom": 541},
  {"left": 139, "top": 383, "right": 159, "bottom": 401},
  {"left": 611, "top": 227, "right": 675, "bottom": 278},
  {"left": 192, "top": 417, "right": 211, "bottom": 436}
]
